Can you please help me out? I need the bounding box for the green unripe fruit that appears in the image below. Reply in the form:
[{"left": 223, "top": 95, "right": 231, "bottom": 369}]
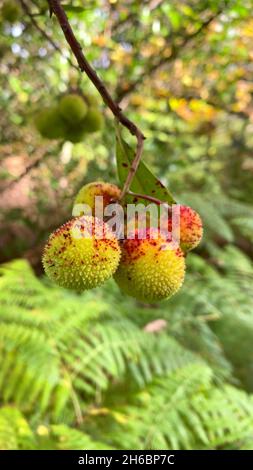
[
  {"left": 114, "top": 228, "right": 185, "bottom": 302},
  {"left": 2, "top": 1, "right": 20, "bottom": 23},
  {"left": 85, "top": 93, "right": 100, "bottom": 106},
  {"left": 42, "top": 216, "right": 121, "bottom": 292},
  {"left": 73, "top": 181, "right": 121, "bottom": 216},
  {"left": 35, "top": 107, "right": 67, "bottom": 139},
  {"left": 81, "top": 107, "right": 104, "bottom": 133},
  {"left": 65, "top": 127, "right": 86, "bottom": 143},
  {"left": 59, "top": 94, "right": 88, "bottom": 124}
]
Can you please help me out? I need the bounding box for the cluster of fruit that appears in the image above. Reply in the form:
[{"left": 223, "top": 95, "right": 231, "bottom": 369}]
[
  {"left": 42, "top": 182, "right": 203, "bottom": 303},
  {"left": 1, "top": 1, "right": 20, "bottom": 24},
  {"left": 35, "top": 93, "right": 104, "bottom": 143}
]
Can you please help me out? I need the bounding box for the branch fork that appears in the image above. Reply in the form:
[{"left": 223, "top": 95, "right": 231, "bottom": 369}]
[{"left": 47, "top": 0, "right": 145, "bottom": 200}]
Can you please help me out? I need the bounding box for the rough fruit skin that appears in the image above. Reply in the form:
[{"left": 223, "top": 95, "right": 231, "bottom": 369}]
[
  {"left": 42, "top": 216, "right": 121, "bottom": 292},
  {"left": 65, "top": 127, "right": 86, "bottom": 144},
  {"left": 74, "top": 181, "right": 121, "bottom": 216},
  {"left": 85, "top": 93, "right": 100, "bottom": 106},
  {"left": 59, "top": 94, "right": 88, "bottom": 124},
  {"left": 114, "top": 229, "right": 185, "bottom": 302},
  {"left": 82, "top": 108, "right": 104, "bottom": 132},
  {"left": 168, "top": 205, "right": 203, "bottom": 252},
  {"left": 35, "top": 107, "right": 67, "bottom": 139},
  {"left": 35, "top": 95, "right": 103, "bottom": 142}
]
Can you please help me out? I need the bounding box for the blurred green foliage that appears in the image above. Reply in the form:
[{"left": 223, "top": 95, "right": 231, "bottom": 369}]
[
  {"left": 1, "top": 256, "right": 253, "bottom": 449},
  {"left": 0, "top": 0, "right": 253, "bottom": 450}
]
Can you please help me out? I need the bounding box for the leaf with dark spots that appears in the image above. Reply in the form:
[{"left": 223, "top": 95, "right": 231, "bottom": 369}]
[{"left": 116, "top": 123, "right": 176, "bottom": 206}]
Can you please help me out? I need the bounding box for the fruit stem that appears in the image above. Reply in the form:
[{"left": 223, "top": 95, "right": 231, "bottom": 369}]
[
  {"left": 128, "top": 191, "right": 171, "bottom": 209},
  {"left": 47, "top": 0, "right": 145, "bottom": 200}
]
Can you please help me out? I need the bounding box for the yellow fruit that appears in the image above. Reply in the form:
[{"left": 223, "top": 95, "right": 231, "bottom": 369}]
[
  {"left": 73, "top": 181, "right": 121, "bottom": 216},
  {"left": 2, "top": 1, "right": 20, "bottom": 23},
  {"left": 42, "top": 216, "right": 121, "bottom": 291},
  {"left": 35, "top": 107, "right": 67, "bottom": 139},
  {"left": 114, "top": 228, "right": 185, "bottom": 302},
  {"left": 81, "top": 107, "right": 104, "bottom": 133},
  {"left": 59, "top": 94, "right": 88, "bottom": 124}
]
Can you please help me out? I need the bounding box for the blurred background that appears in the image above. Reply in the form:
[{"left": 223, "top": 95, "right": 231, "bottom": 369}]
[{"left": 0, "top": 0, "right": 253, "bottom": 450}]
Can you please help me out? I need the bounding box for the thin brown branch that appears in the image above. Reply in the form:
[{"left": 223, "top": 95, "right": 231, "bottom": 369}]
[
  {"left": 128, "top": 191, "right": 171, "bottom": 209},
  {"left": 0, "top": 154, "right": 46, "bottom": 195},
  {"left": 116, "top": 10, "right": 222, "bottom": 102},
  {"left": 120, "top": 137, "right": 145, "bottom": 200},
  {"left": 47, "top": 0, "right": 145, "bottom": 200},
  {"left": 19, "top": 0, "right": 79, "bottom": 71},
  {"left": 112, "top": 0, "right": 162, "bottom": 34}
]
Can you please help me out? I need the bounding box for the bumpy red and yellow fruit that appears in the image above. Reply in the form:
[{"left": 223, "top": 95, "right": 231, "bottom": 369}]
[
  {"left": 42, "top": 216, "right": 121, "bottom": 292},
  {"left": 42, "top": 178, "right": 203, "bottom": 302},
  {"left": 114, "top": 228, "right": 185, "bottom": 302},
  {"left": 73, "top": 181, "right": 121, "bottom": 216},
  {"left": 168, "top": 205, "right": 203, "bottom": 252}
]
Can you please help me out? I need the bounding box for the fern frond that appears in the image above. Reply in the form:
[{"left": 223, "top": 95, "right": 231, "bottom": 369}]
[
  {"left": 1, "top": 259, "right": 253, "bottom": 450},
  {"left": 0, "top": 260, "right": 198, "bottom": 422},
  {"left": 88, "top": 364, "right": 253, "bottom": 450},
  {"left": 0, "top": 407, "right": 109, "bottom": 450},
  {"left": 0, "top": 407, "right": 35, "bottom": 450}
]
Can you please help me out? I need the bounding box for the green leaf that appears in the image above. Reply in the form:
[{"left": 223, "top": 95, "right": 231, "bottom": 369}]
[{"left": 115, "top": 124, "right": 176, "bottom": 205}]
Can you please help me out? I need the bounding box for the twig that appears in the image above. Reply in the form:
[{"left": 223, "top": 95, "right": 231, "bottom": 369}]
[
  {"left": 120, "top": 137, "right": 144, "bottom": 200},
  {"left": 116, "top": 10, "right": 222, "bottom": 102},
  {"left": 112, "top": 0, "right": 163, "bottom": 34},
  {"left": 47, "top": 0, "right": 145, "bottom": 200},
  {"left": 128, "top": 191, "right": 171, "bottom": 209},
  {"left": 0, "top": 154, "right": 47, "bottom": 195},
  {"left": 19, "top": 0, "right": 79, "bottom": 71}
]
